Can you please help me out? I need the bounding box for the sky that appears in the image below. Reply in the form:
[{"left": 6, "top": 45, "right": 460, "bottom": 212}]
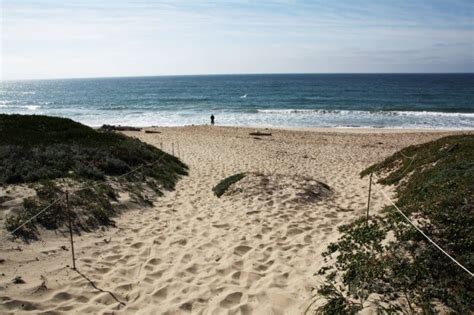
[{"left": 1, "top": 0, "right": 473, "bottom": 80}]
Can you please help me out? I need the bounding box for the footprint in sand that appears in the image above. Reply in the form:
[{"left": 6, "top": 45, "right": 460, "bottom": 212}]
[
  {"left": 171, "top": 238, "right": 187, "bottom": 246},
  {"left": 220, "top": 292, "right": 243, "bottom": 308},
  {"left": 234, "top": 245, "right": 252, "bottom": 256},
  {"left": 212, "top": 223, "right": 230, "bottom": 229},
  {"left": 146, "top": 258, "right": 161, "bottom": 266},
  {"left": 181, "top": 254, "right": 192, "bottom": 263},
  {"left": 104, "top": 254, "right": 122, "bottom": 262},
  {"left": 180, "top": 301, "right": 193, "bottom": 312},
  {"left": 52, "top": 291, "right": 73, "bottom": 302},
  {"left": 151, "top": 285, "right": 168, "bottom": 300},
  {"left": 115, "top": 282, "right": 134, "bottom": 293}
]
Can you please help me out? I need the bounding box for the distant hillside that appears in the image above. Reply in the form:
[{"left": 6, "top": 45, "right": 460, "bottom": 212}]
[
  {"left": 0, "top": 114, "right": 188, "bottom": 239},
  {"left": 316, "top": 134, "right": 473, "bottom": 314}
]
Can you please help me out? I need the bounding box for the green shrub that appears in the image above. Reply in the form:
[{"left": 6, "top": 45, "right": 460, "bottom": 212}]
[
  {"left": 4, "top": 213, "right": 37, "bottom": 240},
  {"left": 1, "top": 114, "right": 189, "bottom": 239},
  {"left": 213, "top": 173, "right": 246, "bottom": 197},
  {"left": 0, "top": 114, "right": 188, "bottom": 186},
  {"left": 317, "top": 134, "right": 474, "bottom": 313},
  {"left": 87, "top": 206, "right": 114, "bottom": 227}
]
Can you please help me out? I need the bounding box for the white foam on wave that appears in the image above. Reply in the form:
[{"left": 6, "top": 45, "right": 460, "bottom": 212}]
[
  {"left": 59, "top": 110, "right": 474, "bottom": 130},
  {"left": 396, "top": 110, "right": 474, "bottom": 117},
  {"left": 257, "top": 109, "right": 474, "bottom": 117},
  {"left": 2, "top": 107, "right": 472, "bottom": 130},
  {"left": 0, "top": 103, "right": 42, "bottom": 110},
  {"left": 26, "top": 105, "right": 41, "bottom": 110},
  {"left": 257, "top": 109, "right": 320, "bottom": 114}
]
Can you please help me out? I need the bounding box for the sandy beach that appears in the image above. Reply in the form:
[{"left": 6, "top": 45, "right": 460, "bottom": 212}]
[{"left": 0, "top": 126, "right": 467, "bottom": 314}]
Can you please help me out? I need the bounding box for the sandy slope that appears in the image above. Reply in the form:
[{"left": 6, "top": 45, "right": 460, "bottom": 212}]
[{"left": 0, "top": 126, "right": 462, "bottom": 314}]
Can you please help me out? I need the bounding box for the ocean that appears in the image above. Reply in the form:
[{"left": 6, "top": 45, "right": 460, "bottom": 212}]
[{"left": 1, "top": 74, "right": 473, "bottom": 129}]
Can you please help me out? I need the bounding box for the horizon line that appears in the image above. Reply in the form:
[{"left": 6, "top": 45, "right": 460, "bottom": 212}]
[{"left": 3, "top": 71, "right": 474, "bottom": 82}]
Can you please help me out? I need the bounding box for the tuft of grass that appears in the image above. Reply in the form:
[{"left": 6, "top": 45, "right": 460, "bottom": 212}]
[
  {"left": 213, "top": 173, "right": 246, "bottom": 198},
  {"left": 1, "top": 114, "right": 188, "bottom": 239},
  {"left": 317, "top": 134, "right": 474, "bottom": 314}
]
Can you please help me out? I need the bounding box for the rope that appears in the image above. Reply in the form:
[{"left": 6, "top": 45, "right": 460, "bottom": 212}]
[
  {"left": 399, "top": 150, "right": 416, "bottom": 160},
  {"left": 372, "top": 174, "right": 473, "bottom": 277},
  {"left": 72, "top": 152, "right": 168, "bottom": 194},
  {"left": 397, "top": 153, "right": 417, "bottom": 178},
  {"left": 1, "top": 198, "right": 63, "bottom": 241},
  {"left": 2, "top": 151, "right": 169, "bottom": 241}
]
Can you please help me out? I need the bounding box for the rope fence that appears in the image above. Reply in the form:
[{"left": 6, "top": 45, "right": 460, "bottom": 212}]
[
  {"left": 2, "top": 135, "right": 472, "bottom": 315},
  {"left": 363, "top": 146, "right": 473, "bottom": 276},
  {"left": 71, "top": 151, "right": 169, "bottom": 195},
  {"left": 378, "top": 147, "right": 472, "bottom": 276},
  {"left": 370, "top": 173, "right": 473, "bottom": 277},
  {"left": 1, "top": 198, "right": 63, "bottom": 242},
  {"left": 0, "top": 139, "right": 187, "bottom": 310},
  {"left": 1, "top": 140, "right": 183, "bottom": 243}
]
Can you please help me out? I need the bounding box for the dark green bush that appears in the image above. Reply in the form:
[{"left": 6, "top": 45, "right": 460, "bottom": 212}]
[
  {"left": 4, "top": 212, "right": 37, "bottom": 240},
  {"left": 0, "top": 114, "right": 188, "bottom": 186},
  {"left": 212, "top": 173, "right": 246, "bottom": 197},
  {"left": 317, "top": 134, "right": 474, "bottom": 314},
  {"left": 1, "top": 114, "right": 188, "bottom": 239}
]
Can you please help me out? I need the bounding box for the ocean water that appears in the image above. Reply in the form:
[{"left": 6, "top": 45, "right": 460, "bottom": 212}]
[{"left": 1, "top": 74, "right": 473, "bottom": 129}]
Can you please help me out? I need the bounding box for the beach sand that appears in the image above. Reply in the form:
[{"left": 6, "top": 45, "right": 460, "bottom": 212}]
[{"left": 0, "top": 126, "right": 465, "bottom": 314}]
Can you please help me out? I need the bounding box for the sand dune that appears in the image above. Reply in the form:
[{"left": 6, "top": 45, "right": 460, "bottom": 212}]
[{"left": 0, "top": 126, "right": 460, "bottom": 314}]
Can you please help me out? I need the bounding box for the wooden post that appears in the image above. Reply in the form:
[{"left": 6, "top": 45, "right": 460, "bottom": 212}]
[
  {"left": 177, "top": 143, "right": 180, "bottom": 158},
  {"left": 66, "top": 192, "right": 76, "bottom": 270},
  {"left": 172, "top": 143, "right": 175, "bottom": 156},
  {"left": 366, "top": 173, "right": 373, "bottom": 224},
  {"left": 160, "top": 142, "right": 163, "bottom": 150}
]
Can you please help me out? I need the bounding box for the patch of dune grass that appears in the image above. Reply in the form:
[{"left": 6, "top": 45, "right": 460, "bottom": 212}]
[
  {"left": 0, "top": 114, "right": 187, "bottom": 185},
  {"left": 1, "top": 114, "right": 188, "bottom": 239},
  {"left": 213, "top": 173, "right": 246, "bottom": 198},
  {"left": 317, "top": 134, "right": 474, "bottom": 314}
]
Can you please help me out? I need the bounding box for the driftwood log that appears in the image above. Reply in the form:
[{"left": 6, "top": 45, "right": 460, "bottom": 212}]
[
  {"left": 101, "top": 125, "right": 141, "bottom": 132},
  {"left": 249, "top": 132, "right": 272, "bottom": 136},
  {"left": 145, "top": 130, "right": 161, "bottom": 134}
]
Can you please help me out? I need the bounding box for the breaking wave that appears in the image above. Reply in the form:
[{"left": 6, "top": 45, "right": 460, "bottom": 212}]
[{"left": 257, "top": 109, "right": 474, "bottom": 117}]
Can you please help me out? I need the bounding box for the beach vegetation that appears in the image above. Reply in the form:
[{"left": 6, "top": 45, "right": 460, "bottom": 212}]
[
  {"left": 316, "top": 134, "right": 474, "bottom": 314},
  {"left": 213, "top": 173, "right": 246, "bottom": 197},
  {"left": 1, "top": 114, "right": 188, "bottom": 239}
]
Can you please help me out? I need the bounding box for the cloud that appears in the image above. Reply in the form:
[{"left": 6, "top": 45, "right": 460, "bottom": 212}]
[{"left": 2, "top": 0, "right": 473, "bottom": 80}]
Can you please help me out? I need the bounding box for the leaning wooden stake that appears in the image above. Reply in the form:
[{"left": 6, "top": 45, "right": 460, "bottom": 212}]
[
  {"left": 66, "top": 192, "right": 76, "bottom": 270},
  {"left": 366, "top": 173, "right": 373, "bottom": 224}
]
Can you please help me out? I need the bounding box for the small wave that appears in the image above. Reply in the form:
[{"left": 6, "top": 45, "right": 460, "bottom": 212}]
[
  {"left": 0, "top": 104, "right": 42, "bottom": 110},
  {"left": 257, "top": 109, "right": 474, "bottom": 117},
  {"left": 396, "top": 110, "right": 474, "bottom": 117},
  {"left": 14, "top": 105, "right": 41, "bottom": 110},
  {"left": 257, "top": 109, "right": 324, "bottom": 114},
  {"left": 100, "top": 106, "right": 132, "bottom": 110},
  {"left": 20, "top": 91, "right": 36, "bottom": 95},
  {"left": 25, "top": 105, "right": 41, "bottom": 110}
]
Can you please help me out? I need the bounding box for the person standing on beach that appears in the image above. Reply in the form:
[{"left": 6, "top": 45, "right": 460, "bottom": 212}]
[{"left": 210, "top": 114, "right": 215, "bottom": 125}]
